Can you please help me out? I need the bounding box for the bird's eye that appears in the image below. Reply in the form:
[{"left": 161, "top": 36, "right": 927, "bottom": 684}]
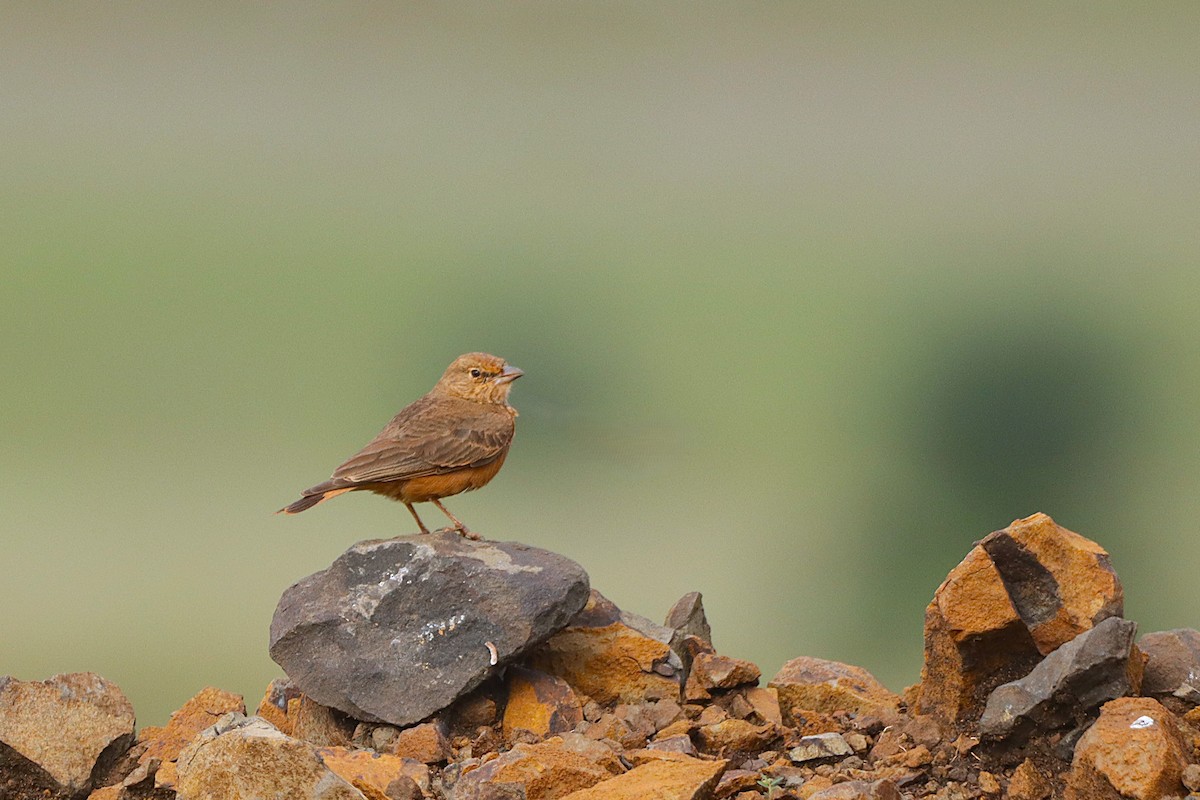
[{"left": 469, "top": 368, "right": 482, "bottom": 378}]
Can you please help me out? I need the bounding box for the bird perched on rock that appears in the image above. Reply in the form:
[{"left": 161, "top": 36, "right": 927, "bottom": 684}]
[{"left": 279, "top": 352, "right": 522, "bottom": 539}]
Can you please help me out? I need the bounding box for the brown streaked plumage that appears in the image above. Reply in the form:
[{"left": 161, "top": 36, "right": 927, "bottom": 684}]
[{"left": 278, "top": 352, "right": 522, "bottom": 539}]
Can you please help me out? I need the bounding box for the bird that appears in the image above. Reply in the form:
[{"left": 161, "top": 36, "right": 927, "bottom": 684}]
[{"left": 278, "top": 352, "right": 522, "bottom": 539}]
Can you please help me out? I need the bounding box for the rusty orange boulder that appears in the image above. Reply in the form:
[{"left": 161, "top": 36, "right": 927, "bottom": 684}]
[{"left": 915, "top": 513, "right": 1124, "bottom": 725}]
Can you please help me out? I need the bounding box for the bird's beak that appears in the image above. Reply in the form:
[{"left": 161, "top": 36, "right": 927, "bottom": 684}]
[{"left": 495, "top": 364, "right": 524, "bottom": 384}]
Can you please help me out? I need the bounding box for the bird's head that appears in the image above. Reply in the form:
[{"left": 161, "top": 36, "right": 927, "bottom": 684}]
[{"left": 436, "top": 352, "right": 523, "bottom": 405}]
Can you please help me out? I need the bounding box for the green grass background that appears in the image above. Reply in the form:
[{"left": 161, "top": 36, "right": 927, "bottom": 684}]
[{"left": 3, "top": 4, "right": 1199, "bottom": 726}]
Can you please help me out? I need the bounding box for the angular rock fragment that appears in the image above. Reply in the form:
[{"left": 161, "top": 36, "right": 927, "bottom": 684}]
[
  {"left": 1138, "top": 628, "right": 1200, "bottom": 708},
  {"left": 1007, "top": 759, "right": 1052, "bottom": 800},
  {"left": 683, "top": 652, "right": 761, "bottom": 702},
  {"left": 174, "top": 713, "right": 364, "bottom": 799},
  {"left": 315, "top": 746, "right": 429, "bottom": 798},
  {"left": 0, "top": 672, "right": 136, "bottom": 799},
  {"left": 136, "top": 685, "right": 246, "bottom": 790},
  {"left": 695, "top": 718, "right": 775, "bottom": 755},
  {"left": 916, "top": 513, "right": 1124, "bottom": 724},
  {"left": 528, "top": 590, "right": 683, "bottom": 706},
  {"left": 388, "top": 720, "right": 449, "bottom": 764},
  {"left": 666, "top": 591, "right": 712, "bottom": 671},
  {"left": 788, "top": 732, "right": 854, "bottom": 764},
  {"left": 502, "top": 665, "right": 583, "bottom": 743},
  {"left": 979, "top": 616, "right": 1141, "bottom": 739},
  {"left": 1065, "top": 697, "right": 1189, "bottom": 800},
  {"left": 448, "top": 735, "right": 623, "bottom": 800},
  {"left": 557, "top": 756, "right": 726, "bottom": 800},
  {"left": 270, "top": 532, "right": 590, "bottom": 726},
  {"left": 256, "top": 677, "right": 302, "bottom": 734},
  {"left": 769, "top": 656, "right": 901, "bottom": 726},
  {"left": 807, "top": 779, "right": 902, "bottom": 800}
]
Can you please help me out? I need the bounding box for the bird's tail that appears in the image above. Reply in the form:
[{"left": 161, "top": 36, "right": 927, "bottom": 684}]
[{"left": 276, "top": 487, "right": 353, "bottom": 515}]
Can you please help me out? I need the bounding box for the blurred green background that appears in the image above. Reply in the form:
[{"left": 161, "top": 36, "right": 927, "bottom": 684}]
[{"left": 3, "top": 4, "right": 1198, "bottom": 727}]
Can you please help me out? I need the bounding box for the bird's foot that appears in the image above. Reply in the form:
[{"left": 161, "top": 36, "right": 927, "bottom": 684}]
[{"left": 436, "top": 524, "right": 481, "bottom": 540}]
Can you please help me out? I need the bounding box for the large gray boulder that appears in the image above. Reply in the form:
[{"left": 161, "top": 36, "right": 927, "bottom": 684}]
[{"left": 269, "top": 532, "right": 590, "bottom": 726}]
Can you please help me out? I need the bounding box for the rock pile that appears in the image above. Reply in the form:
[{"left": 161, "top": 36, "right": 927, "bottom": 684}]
[{"left": 4, "top": 512, "right": 1200, "bottom": 800}]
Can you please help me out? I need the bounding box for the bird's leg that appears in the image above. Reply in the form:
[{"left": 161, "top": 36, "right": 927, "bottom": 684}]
[
  {"left": 431, "top": 499, "right": 479, "bottom": 540},
  {"left": 405, "top": 503, "right": 431, "bottom": 535}
]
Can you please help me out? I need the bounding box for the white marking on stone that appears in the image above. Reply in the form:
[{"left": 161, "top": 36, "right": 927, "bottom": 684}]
[{"left": 1130, "top": 715, "right": 1155, "bottom": 729}]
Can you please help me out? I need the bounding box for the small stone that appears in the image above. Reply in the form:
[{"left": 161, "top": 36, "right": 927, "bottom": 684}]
[
  {"left": 807, "top": 779, "right": 902, "bottom": 800},
  {"left": 257, "top": 678, "right": 302, "bottom": 735},
  {"left": 740, "top": 686, "right": 783, "bottom": 727},
  {"left": 696, "top": 718, "right": 775, "bottom": 755},
  {"left": 558, "top": 756, "right": 726, "bottom": 800},
  {"left": 528, "top": 590, "right": 683, "bottom": 706},
  {"left": 979, "top": 616, "right": 1141, "bottom": 740},
  {"left": 270, "top": 533, "right": 590, "bottom": 726},
  {"left": 646, "top": 698, "right": 685, "bottom": 732},
  {"left": 450, "top": 736, "right": 623, "bottom": 800},
  {"left": 684, "top": 653, "right": 761, "bottom": 702},
  {"left": 1065, "top": 697, "right": 1189, "bottom": 800},
  {"left": 647, "top": 734, "right": 696, "bottom": 755},
  {"left": 1183, "top": 764, "right": 1200, "bottom": 792},
  {"left": 291, "top": 694, "right": 355, "bottom": 748},
  {"left": 388, "top": 721, "right": 449, "bottom": 764},
  {"left": 900, "top": 744, "right": 932, "bottom": 769},
  {"left": 446, "top": 690, "right": 500, "bottom": 734},
  {"left": 1140, "top": 629, "right": 1200, "bottom": 708},
  {"left": 697, "top": 704, "right": 730, "bottom": 727},
  {"left": 769, "top": 657, "right": 901, "bottom": 726},
  {"left": 503, "top": 666, "right": 583, "bottom": 743},
  {"left": 788, "top": 732, "right": 854, "bottom": 763},
  {"left": 916, "top": 513, "right": 1124, "bottom": 726},
  {"left": 978, "top": 770, "right": 1000, "bottom": 794},
  {"left": 137, "top": 685, "right": 246, "bottom": 789},
  {"left": 174, "top": 713, "right": 364, "bottom": 799},
  {"left": 844, "top": 732, "right": 869, "bottom": 752},
  {"left": 1007, "top": 759, "right": 1051, "bottom": 800},
  {"left": 0, "top": 672, "right": 136, "bottom": 798},
  {"left": 656, "top": 719, "right": 695, "bottom": 740},
  {"left": 713, "top": 769, "right": 759, "bottom": 798},
  {"left": 316, "top": 747, "right": 428, "bottom": 797}
]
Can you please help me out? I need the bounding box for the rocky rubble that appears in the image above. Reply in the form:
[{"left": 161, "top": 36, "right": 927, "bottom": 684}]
[{"left": 5, "top": 512, "right": 1200, "bottom": 800}]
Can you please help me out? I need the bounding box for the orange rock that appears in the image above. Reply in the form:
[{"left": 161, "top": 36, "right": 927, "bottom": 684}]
[
  {"left": 558, "top": 756, "right": 726, "bottom": 800},
  {"left": 741, "top": 686, "right": 783, "bottom": 727},
  {"left": 136, "top": 686, "right": 245, "bottom": 790},
  {"left": 451, "top": 736, "right": 623, "bottom": 800},
  {"left": 1066, "top": 697, "right": 1189, "bottom": 800},
  {"left": 916, "top": 513, "right": 1124, "bottom": 724},
  {"left": 316, "top": 746, "right": 429, "bottom": 797},
  {"left": 174, "top": 714, "right": 363, "bottom": 799},
  {"left": 528, "top": 591, "right": 682, "bottom": 706},
  {"left": 684, "top": 652, "right": 761, "bottom": 701},
  {"left": 0, "top": 672, "right": 136, "bottom": 798},
  {"left": 256, "top": 678, "right": 301, "bottom": 735},
  {"left": 289, "top": 694, "right": 354, "bottom": 748},
  {"left": 503, "top": 666, "right": 583, "bottom": 743},
  {"left": 769, "top": 657, "right": 901, "bottom": 726},
  {"left": 388, "top": 720, "right": 450, "bottom": 763},
  {"left": 1007, "top": 759, "right": 1052, "bottom": 800},
  {"left": 695, "top": 718, "right": 775, "bottom": 756}
]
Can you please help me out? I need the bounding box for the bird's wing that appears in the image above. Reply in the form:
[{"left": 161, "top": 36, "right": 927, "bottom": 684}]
[{"left": 305, "top": 397, "right": 513, "bottom": 493}]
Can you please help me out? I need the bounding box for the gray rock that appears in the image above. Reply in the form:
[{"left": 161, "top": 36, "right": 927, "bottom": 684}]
[
  {"left": 270, "top": 531, "right": 590, "bottom": 726},
  {"left": 1139, "top": 628, "right": 1200, "bottom": 706},
  {"left": 789, "top": 732, "right": 854, "bottom": 763},
  {"left": 0, "top": 672, "right": 135, "bottom": 799},
  {"left": 978, "top": 616, "right": 1138, "bottom": 739},
  {"left": 666, "top": 591, "right": 712, "bottom": 647}
]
